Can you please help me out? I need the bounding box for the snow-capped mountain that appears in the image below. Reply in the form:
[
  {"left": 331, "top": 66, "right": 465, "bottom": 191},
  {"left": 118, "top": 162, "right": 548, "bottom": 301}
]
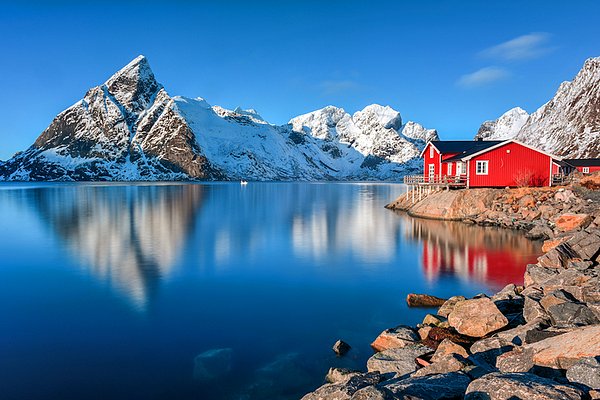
[
  {"left": 0, "top": 56, "right": 436, "bottom": 181},
  {"left": 515, "top": 57, "right": 600, "bottom": 158},
  {"left": 474, "top": 57, "right": 600, "bottom": 158},
  {"left": 474, "top": 107, "right": 529, "bottom": 140}
]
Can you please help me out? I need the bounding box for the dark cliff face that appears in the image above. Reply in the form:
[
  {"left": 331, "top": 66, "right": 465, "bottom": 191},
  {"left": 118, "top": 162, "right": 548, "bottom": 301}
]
[{"left": 1, "top": 56, "right": 221, "bottom": 181}]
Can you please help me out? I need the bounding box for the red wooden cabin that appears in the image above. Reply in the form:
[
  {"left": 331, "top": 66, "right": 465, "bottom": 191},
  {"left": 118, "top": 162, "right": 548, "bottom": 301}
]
[
  {"left": 420, "top": 139, "right": 559, "bottom": 188},
  {"left": 563, "top": 158, "right": 600, "bottom": 174}
]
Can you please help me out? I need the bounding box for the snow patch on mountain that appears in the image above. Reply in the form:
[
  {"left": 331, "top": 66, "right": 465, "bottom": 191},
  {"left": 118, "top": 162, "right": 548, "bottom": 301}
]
[
  {"left": 474, "top": 107, "right": 529, "bottom": 140},
  {"left": 515, "top": 57, "right": 600, "bottom": 158}
]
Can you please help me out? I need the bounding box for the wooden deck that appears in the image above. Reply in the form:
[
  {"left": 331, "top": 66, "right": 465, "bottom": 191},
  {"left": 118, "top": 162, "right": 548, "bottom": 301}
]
[{"left": 403, "top": 175, "right": 468, "bottom": 187}]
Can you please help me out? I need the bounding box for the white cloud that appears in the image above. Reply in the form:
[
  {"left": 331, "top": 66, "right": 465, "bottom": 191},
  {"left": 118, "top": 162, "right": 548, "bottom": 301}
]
[
  {"left": 457, "top": 66, "right": 510, "bottom": 88},
  {"left": 318, "top": 80, "right": 360, "bottom": 95},
  {"left": 481, "top": 32, "right": 554, "bottom": 61}
]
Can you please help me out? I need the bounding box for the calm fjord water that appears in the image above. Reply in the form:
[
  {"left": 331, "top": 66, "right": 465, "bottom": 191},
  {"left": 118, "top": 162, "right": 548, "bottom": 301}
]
[{"left": 0, "top": 182, "right": 542, "bottom": 400}]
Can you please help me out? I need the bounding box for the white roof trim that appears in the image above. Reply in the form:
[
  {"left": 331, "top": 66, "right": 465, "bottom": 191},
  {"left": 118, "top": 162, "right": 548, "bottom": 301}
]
[
  {"left": 459, "top": 139, "right": 562, "bottom": 161},
  {"left": 419, "top": 141, "right": 440, "bottom": 158}
]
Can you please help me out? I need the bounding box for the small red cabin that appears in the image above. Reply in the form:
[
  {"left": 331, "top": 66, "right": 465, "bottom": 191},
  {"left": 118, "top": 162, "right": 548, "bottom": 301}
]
[
  {"left": 420, "top": 139, "right": 558, "bottom": 188},
  {"left": 563, "top": 158, "right": 600, "bottom": 174}
]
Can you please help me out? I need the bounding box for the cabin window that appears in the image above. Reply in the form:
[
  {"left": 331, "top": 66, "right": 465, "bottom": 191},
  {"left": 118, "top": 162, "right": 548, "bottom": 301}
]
[
  {"left": 583, "top": 167, "right": 590, "bottom": 174},
  {"left": 429, "top": 146, "right": 434, "bottom": 158},
  {"left": 447, "top": 162, "right": 453, "bottom": 176},
  {"left": 428, "top": 164, "right": 435, "bottom": 178},
  {"left": 476, "top": 160, "right": 489, "bottom": 175}
]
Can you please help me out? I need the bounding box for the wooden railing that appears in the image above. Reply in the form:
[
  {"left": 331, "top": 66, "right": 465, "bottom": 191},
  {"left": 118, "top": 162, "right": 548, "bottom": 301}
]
[
  {"left": 552, "top": 174, "right": 573, "bottom": 186},
  {"left": 404, "top": 175, "right": 468, "bottom": 186}
]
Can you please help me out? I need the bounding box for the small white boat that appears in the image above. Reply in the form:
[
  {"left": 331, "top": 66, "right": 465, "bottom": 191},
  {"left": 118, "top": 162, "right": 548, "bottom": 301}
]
[{"left": 240, "top": 180, "right": 248, "bottom": 185}]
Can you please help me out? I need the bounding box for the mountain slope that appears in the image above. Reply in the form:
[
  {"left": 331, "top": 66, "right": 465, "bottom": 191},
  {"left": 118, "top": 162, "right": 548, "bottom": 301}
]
[
  {"left": 515, "top": 57, "right": 600, "bottom": 158},
  {"left": 474, "top": 107, "right": 529, "bottom": 141},
  {"left": 0, "top": 56, "right": 436, "bottom": 181},
  {"left": 475, "top": 57, "right": 600, "bottom": 158}
]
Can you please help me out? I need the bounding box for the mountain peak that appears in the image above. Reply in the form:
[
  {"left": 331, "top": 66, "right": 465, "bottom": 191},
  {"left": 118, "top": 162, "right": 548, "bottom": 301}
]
[
  {"left": 104, "top": 55, "right": 162, "bottom": 115},
  {"left": 354, "top": 104, "right": 402, "bottom": 131}
]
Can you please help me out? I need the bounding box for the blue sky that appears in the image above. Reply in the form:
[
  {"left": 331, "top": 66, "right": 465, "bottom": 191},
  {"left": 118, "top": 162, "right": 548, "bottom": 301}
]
[{"left": 0, "top": 0, "right": 599, "bottom": 160}]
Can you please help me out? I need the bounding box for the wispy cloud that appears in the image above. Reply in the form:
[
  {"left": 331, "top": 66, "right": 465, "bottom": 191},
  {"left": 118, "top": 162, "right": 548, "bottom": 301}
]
[
  {"left": 318, "top": 80, "right": 361, "bottom": 95},
  {"left": 481, "top": 32, "right": 554, "bottom": 61},
  {"left": 457, "top": 66, "right": 510, "bottom": 88}
]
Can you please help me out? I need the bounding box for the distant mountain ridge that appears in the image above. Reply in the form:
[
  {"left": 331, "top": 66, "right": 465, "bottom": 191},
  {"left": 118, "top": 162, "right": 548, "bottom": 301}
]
[
  {"left": 475, "top": 57, "right": 600, "bottom": 158},
  {"left": 0, "top": 56, "right": 438, "bottom": 181}
]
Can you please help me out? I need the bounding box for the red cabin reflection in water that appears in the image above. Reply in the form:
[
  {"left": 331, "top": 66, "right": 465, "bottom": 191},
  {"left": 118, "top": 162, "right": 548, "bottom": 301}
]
[{"left": 401, "top": 214, "right": 543, "bottom": 290}]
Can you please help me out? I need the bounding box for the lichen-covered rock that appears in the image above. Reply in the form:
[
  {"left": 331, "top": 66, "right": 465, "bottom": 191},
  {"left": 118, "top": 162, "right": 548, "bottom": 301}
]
[
  {"left": 566, "top": 356, "right": 600, "bottom": 390},
  {"left": 448, "top": 298, "right": 509, "bottom": 337},
  {"left": 301, "top": 372, "right": 386, "bottom": 400},
  {"left": 464, "top": 372, "right": 584, "bottom": 399},
  {"left": 554, "top": 213, "right": 593, "bottom": 232},
  {"left": 470, "top": 337, "right": 516, "bottom": 367},
  {"left": 422, "top": 314, "right": 450, "bottom": 328},
  {"left": 412, "top": 354, "right": 469, "bottom": 377},
  {"left": 524, "top": 324, "right": 600, "bottom": 369},
  {"left": 326, "top": 367, "right": 361, "bottom": 384},
  {"left": 367, "top": 344, "right": 433, "bottom": 376},
  {"left": 431, "top": 339, "right": 470, "bottom": 362},
  {"left": 382, "top": 372, "right": 472, "bottom": 400},
  {"left": 371, "top": 326, "right": 419, "bottom": 352},
  {"left": 437, "top": 296, "right": 466, "bottom": 318},
  {"left": 349, "top": 385, "right": 396, "bottom": 400}
]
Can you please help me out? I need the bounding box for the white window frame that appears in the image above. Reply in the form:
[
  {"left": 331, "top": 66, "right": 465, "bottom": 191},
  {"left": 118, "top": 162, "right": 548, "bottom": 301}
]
[
  {"left": 429, "top": 146, "right": 434, "bottom": 158},
  {"left": 447, "top": 162, "right": 453, "bottom": 176},
  {"left": 476, "top": 160, "right": 489, "bottom": 175},
  {"left": 583, "top": 167, "right": 590, "bottom": 174},
  {"left": 428, "top": 164, "right": 435, "bottom": 178},
  {"left": 456, "top": 161, "right": 466, "bottom": 176}
]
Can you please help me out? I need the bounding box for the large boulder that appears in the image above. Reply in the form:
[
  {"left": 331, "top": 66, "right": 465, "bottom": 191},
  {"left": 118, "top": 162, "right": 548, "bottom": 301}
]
[
  {"left": 448, "top": 298, "right": 509, "bottom": 337},
  {"left": 326, "top": 367, "right": 361, "bottom": 384},
  {"left": 350, "top": 385, "right": 396, "bottom": 400},
  {"left": 412, "top": 354, "right": 470, "bottom": 377},
  {"left": 371, "top": 325, "right": 419, "bottom": 352},
  {"left": 566, "top": 356, "right": 600, "bottom": 390},
  {"left": 554, "top": 213, "right": 592, "bottom": 232},
  {"left": 301, "top": 372, "right": 385, "bottom": 400},
  {"left": 367, "top": 343, "right": 433, "bottom": 376},
  {"left": 524, "top": 324, "right": 600, "bottom": 370},
  {"left": 431, "top": 339, "right": 470, "bottom": 362},
  {"left": 469, "top": 337, "right": 516, "bottom": 367},
  {"left": 382, "top": 372, "right": 472, "bottom": 400},
  {"left": 437, "top": 296, "right": 466, "bottom": 318},
  {"left": 464, "top": 372, "right": 584, "bottom": 399}
]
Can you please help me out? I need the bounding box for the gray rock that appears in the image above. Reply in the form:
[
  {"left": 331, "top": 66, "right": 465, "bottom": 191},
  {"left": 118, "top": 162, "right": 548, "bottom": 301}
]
[
  {"left": 333, "top": 340, "right": 352, "bottom": 356},
  {"left": 350, "top": 385, "right": 396, "bottom": 400},
  {"left": 470, "top": 337, "right": 516, "bottom": 367},
  {"left": 495, "top": 346, "right": 535, "bottom": 373},
  {"left": 367, "top": 344, "right": 433, "bottom": 377},
  {"left": 495, "top": 321, "right": 546, "bottom": 346},
  {"left": 326, "top": 367, "right": 362, "bottom": 384},
  {"left": 412, "top": 354, "right": 470, "bottom": 377},
  {"left": 193, "top": 348, "right": 233, "bottom": 381},
  {"left": 437, "top": 296, "right": 466, "bottom": 318},
  {"left": 524, "top": 264, "right": 559, "bottom": 287},
  {"left": 526, "top": 224, "right": 554, "bottom": 240},
  {"left": 301, "top": 372, "right": 385, "bottom": 400},
  {"left": 465, "top": 372, "right": 585, "bottom": 399},
  {"left": 547, "top": 301, "right": 600, "bottom": 327},
  {"left": 566, "top": 356, "right": 600, "bottom": 390},
  {"left": 382, "top": 372, "right": 472, "bottom": 400},
  {"left": 523, "top": 294, "right": 551, "bottom": 324}
]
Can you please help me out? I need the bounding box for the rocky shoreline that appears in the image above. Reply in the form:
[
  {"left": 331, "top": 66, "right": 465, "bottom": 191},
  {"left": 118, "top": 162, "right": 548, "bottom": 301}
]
[{"left": 301, "top": 176, "right": 600, "bottom": 399}]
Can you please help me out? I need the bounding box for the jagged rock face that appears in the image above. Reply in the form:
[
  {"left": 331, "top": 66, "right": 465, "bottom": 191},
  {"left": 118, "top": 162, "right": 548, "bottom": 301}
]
[
  {"left": 0, "top": 56, "right": 220, "bottom": 181},
  {"left": 516, "top": 57, "right": 600, "bottom": 158},
  {"left": 475, "top": 107, "right": 529, "bottom": 141},
  {"left": 0, "top": 56, "right": 435, "bottom": 181}
]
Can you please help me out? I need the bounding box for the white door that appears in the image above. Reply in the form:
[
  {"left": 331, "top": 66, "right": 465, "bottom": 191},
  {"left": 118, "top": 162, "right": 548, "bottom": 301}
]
[
  {"left": 447, "top": 162, "right": 453, "bottom": 176},
  {"left": 428, "top": 164, "right": 435, "bottom": 181}
]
